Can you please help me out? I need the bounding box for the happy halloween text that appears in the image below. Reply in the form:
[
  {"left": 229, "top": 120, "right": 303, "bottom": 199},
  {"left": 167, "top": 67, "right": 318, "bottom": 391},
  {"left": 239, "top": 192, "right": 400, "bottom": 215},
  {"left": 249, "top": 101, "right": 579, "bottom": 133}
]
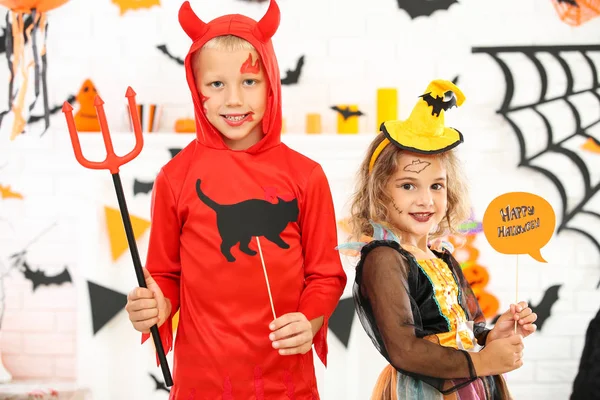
[{"left": 497, "top": 205, "right": 540, "bottom": 237}]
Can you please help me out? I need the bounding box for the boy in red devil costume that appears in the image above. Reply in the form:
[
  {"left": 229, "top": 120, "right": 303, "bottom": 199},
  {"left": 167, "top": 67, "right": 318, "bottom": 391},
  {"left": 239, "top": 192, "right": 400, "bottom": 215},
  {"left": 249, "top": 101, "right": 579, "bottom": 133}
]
[{"left": 124, "top": 1, "right": 347, "bottom": 398}]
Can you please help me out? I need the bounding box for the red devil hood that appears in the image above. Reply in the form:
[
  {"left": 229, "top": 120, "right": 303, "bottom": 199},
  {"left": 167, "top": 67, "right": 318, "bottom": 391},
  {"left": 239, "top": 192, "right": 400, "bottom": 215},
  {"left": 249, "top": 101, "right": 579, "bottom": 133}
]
[{"left": 179, "top": 0, "right": 282, "bottom": 154}]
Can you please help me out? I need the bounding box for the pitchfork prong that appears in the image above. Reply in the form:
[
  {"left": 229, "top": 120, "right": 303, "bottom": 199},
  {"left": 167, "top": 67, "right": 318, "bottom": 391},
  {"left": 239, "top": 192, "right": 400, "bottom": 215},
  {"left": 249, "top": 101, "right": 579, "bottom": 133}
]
[{"left": 62, "top": 87, "right": 144, "bottom": 175}]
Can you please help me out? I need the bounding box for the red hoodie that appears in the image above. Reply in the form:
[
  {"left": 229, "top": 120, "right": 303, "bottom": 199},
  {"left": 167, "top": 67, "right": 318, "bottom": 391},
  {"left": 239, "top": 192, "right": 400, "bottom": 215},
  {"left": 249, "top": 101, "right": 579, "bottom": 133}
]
[{"left": 141, "top": 1, "right": 347, "bottom": 398}]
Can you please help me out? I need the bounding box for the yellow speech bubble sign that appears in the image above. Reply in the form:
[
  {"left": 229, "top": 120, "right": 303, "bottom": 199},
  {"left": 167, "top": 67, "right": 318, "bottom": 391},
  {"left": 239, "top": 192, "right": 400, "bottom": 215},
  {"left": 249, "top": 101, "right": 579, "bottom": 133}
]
[{"left": 482, "top": 192, "right": 556, "bottom": 263}]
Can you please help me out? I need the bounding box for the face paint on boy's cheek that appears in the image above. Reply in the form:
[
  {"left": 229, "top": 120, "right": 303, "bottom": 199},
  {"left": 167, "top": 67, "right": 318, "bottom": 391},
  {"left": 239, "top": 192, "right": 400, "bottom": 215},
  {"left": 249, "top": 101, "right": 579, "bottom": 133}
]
[
  {"left": 199, "top": 92, "right": 210, "bottom": 114},
  {"left": 240, "top": 53, "right": 260, "bottom": 74}
]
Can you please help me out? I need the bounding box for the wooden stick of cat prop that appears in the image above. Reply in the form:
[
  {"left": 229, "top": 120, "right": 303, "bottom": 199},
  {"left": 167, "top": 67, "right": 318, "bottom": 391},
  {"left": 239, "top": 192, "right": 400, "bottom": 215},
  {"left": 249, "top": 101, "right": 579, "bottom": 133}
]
[
  {"left": 482, "top": 192, "right": 556, "bottom": 333},
  {"left": 256, "top": 236, "right": 277, "bottom": 320}
]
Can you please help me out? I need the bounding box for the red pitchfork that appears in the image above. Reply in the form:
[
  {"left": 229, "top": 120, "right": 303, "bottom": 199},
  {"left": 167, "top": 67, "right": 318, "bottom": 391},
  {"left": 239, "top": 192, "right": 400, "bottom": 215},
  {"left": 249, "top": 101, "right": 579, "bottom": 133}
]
[{"left": 62, "top": 87, "right": 173, "bottom": 387}]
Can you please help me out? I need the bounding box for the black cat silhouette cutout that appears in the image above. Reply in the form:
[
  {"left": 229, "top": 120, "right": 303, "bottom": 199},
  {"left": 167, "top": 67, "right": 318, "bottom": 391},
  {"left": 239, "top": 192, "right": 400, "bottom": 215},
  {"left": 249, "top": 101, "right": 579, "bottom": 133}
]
[{"left": 196, "top": 179, "right": 299, "bottom": 262}]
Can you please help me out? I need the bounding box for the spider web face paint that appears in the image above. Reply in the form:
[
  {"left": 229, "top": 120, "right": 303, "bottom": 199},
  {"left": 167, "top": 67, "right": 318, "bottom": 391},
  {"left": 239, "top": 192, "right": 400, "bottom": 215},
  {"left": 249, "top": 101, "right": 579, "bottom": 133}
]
[
  {"left": 473, "top": 44, "right": 600, "bottom": 278},
  {"left": 240, "top": 53, "right": 260, "bottom": 74}
]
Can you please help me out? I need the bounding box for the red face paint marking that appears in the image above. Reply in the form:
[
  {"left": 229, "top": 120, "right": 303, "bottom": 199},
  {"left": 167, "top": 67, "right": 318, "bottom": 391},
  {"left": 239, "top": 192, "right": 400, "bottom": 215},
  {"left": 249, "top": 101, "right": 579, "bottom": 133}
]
[{"left": 240, "top": 53, "right": 260, "bottom": 74}]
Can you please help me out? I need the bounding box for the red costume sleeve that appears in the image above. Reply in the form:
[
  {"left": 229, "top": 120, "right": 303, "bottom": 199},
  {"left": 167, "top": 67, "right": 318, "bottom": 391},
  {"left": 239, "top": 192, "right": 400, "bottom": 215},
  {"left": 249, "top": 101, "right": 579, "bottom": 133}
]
[
  {"left": 140, "top": 168, "right": 182, "bottom": 364},
  {"left": 297, "top": 164, "right": 347, "bottom": 367}
]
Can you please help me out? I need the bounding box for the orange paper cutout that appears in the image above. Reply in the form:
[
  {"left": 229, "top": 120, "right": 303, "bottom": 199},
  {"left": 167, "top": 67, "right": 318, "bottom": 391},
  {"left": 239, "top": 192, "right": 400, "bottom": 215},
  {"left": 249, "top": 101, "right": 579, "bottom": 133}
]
[
  {"left": 104, "top": 206, "right": 151, "bottom": 262},
  {"left": 0, "top": 184, "right": 24, "bottom": 199},
  {"left": 112, "top": 0, "right": 160, "bottom": 15},
  {"left": 552, "top": 0, "right": 600, "bottom": 26},
  {"left": 483, "top": 192, "right": 556, "bottom": 263},
  {"left": 581, "top": 137, "right": 600, "bottom": 153}
]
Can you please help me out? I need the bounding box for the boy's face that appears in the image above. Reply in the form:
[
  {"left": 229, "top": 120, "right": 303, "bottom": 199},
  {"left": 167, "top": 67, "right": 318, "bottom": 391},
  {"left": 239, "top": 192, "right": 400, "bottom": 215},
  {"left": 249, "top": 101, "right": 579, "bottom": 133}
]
[{"left": 194, "top": 47, "right": 268, "bottom": 150}]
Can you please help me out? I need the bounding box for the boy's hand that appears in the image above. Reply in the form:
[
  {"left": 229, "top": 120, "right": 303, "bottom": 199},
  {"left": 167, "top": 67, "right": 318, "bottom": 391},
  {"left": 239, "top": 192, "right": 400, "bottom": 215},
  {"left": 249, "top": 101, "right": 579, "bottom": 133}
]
[
  {"left": 487, "top": 301, "right": 537, "bottom": 344},
  {"left": 125, "top": 267, "right": 170, "bottom": 333},
  {"left": 269, "top": 312, "right": 314, "bottom": 356}
]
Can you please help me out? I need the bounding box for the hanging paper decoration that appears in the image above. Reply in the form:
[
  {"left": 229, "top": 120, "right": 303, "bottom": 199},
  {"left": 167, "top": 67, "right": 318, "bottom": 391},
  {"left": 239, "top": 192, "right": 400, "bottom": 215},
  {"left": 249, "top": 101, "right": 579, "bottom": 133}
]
[
  {"left": 0, "top": 184, "right": 23, "bottom": 199},
  {"left": 581, "top": 137, "right": 600, "bottom": 154},
  {"left": 73, "top": 79, "right": 100, "bottom": 132},
  {"left": 87, "top": 280, "right": 127, "bottom": 335},
  {"left": 396, "top": 0, "right": 458, "bottom": 18},
  {"left": 0, "top": 0, "right": 71, "bottom": 139},
  {"left": 281, "top": 55, "right": 304, "bottom": 85},
  {"left": 111, "top": 0, "right": 160, "bottom": 16},
  {"left": 104, "top": 205, "right": 151, "bottom": 262},
  {"left": 552, "top": 0, "right": 600, "bottom": 26}
]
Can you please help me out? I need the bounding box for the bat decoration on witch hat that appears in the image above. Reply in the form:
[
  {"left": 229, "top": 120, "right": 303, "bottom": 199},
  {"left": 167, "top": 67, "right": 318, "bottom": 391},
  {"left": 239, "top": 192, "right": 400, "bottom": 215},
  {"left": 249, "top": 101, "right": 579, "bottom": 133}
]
[
  {"left": 281, "top": 55, "right": 304, "bottom": 85},
  {"left": 369, "top": 79, "right": 465, "bottom": 172},
  {"left": 330, "top": 105, "right": 365, "bottom": 121}
]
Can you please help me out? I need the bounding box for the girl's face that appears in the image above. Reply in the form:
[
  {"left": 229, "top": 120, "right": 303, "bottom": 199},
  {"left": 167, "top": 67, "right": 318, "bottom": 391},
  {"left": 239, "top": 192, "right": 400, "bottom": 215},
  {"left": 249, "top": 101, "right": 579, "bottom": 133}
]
[{"left": 386, "top": 152, "right": 448, "bottom": 243}]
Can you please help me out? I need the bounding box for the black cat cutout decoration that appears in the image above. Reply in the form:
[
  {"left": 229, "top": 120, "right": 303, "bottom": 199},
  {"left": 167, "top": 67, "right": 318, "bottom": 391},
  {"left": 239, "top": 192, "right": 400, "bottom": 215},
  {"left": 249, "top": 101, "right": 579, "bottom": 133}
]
[{"left": 195, "top": 179, "right": 299, "bottom": 262}]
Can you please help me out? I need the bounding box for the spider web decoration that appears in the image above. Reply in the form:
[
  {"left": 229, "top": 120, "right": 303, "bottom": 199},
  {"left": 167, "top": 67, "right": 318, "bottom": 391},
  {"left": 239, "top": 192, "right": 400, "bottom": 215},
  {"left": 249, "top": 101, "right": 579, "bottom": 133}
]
[{"left": 472, "top": 44, "right": 600, "bottom": 271}]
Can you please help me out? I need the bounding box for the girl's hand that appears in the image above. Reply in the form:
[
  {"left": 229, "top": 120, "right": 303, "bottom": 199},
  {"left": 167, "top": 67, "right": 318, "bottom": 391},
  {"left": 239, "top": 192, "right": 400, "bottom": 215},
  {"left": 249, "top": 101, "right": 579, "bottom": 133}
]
[{"left": 487, "top": 301, "right": 537, "bottom": 344}]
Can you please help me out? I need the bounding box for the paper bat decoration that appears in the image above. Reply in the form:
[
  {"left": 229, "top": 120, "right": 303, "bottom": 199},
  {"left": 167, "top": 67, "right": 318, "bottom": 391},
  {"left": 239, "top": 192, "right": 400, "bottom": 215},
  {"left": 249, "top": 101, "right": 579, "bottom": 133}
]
[
  {"left": 396, "top": 0, "right": 458, "bottom": 19},
  {"left": 28, "top": 95, "right": 76, "bottom": 124},
  {"left": 452, "top": 75, "right": 459, "bottom": 85},
  {"left": 0, "top": 184, "right": 23, "bottom": 200},
  {"left": 112, "top": 0, "right": 160, "bottom": 16},
  {"left": 156, "top": 44, "right": 184, "bottom": 65},
  {"left": 330, "top": 105, "right": 365, "bottom": 121},
  {"left": 149, "top": 373, "right": 171, "bottom": 393},
  {"left": 329, "top": 297, "right": 355, "bottom": 348},
  {"left": 281, "top": 55, "right": 305, "bottom": 85},
  {"left": 529, "top": 284, "right": 561, "bottom": 331},
  {"left": 133, "top": 179, "right": 154, "bottom": 196},
  {"left": 570, "top": 307, "right": 600, "bottom": 399},
  {"left": 403, "top": 159, "right": 431, "bottom": 173},
  {"left": 10, "top": 252, "right": 72, "bottom": 291}
]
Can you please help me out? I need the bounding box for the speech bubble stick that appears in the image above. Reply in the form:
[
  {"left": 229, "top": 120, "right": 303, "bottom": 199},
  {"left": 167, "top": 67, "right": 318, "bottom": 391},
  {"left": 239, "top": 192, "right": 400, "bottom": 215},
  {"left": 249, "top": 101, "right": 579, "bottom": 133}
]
[
  {"left": 482, "top": 192, "right": 556, "bottom": 333},
  {"left": 515, "top": 254, "right": 519, "bottom": 334}
]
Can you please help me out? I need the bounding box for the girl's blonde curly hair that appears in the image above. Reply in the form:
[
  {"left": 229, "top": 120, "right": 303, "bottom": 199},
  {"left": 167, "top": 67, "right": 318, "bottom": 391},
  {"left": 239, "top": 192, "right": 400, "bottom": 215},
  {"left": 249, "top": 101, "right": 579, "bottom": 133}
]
[{"left": 348, "top": 133, "right": 471, "bottom": 242}]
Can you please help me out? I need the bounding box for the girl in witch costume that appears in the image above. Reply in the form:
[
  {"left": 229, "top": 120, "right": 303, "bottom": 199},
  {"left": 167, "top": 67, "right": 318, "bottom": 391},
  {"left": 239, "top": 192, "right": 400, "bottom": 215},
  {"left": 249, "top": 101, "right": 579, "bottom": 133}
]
[
  {"left": 124, "top": 1, "right": 346, "bottom": 398},
  {"left": 340, "top": 79, "right": 538, "bottom": 399}
]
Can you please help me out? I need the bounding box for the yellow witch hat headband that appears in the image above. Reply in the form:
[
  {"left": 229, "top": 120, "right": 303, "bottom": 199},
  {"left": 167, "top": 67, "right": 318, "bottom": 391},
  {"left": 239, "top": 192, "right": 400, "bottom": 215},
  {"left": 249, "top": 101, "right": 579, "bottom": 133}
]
[{"left": 369, "top": 79, "right": 466, "bottom": 173}]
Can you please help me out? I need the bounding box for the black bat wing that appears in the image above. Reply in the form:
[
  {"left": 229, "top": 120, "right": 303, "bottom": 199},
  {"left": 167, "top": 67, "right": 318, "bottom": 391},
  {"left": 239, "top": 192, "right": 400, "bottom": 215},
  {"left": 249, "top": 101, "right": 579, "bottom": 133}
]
[
  {"left": 281, "top": 55, "right": 305, "bottom": 85},
  {"left": 168, "top": 148, "right": 182, "bottom": 159},
  {"left": 133, "top": 179, "right": 154, "bottom": 196},
  {"left": 156, "top": 44, "right": 184, "bottom": 66},
  {"left": 420, "top": 92, "right": 456, "bottom": 117},
  {"left": 149, "top": 373, "right": 171, "bottom": 392},
  {"left": 396, "top": 0, "right": 458, "bottom": 18},
  {"left": 529, "top": 284, "right": 561, "bottom": 331},
  {"left": 28, "top": 95, "right": 76, "bottom": 124}
]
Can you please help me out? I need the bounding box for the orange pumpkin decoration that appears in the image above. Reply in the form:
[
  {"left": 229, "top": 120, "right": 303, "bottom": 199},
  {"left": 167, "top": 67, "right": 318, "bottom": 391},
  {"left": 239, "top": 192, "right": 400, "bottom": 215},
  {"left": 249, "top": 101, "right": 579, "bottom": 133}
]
[
  {"left": 73, "top": 79, "right": 100, "bottom": 132},
  {"left": 462, "top": 264, "right": 490, "bottom": 291},
  {"left": 472, "top": 288, "right": 500, "bottom": 318}
]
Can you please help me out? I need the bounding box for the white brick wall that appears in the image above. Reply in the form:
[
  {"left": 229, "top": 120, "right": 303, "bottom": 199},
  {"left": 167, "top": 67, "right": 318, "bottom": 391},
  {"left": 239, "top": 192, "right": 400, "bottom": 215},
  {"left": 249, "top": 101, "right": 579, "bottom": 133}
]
[{"left": 0, "top": 0, "right": 598, "bottom": 398}]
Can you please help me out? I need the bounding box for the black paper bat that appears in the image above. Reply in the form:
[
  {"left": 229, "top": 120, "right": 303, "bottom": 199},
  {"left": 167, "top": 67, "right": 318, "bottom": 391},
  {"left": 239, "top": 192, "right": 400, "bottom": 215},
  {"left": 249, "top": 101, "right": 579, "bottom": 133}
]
[
  {"left": 420, "top": 91, "right": 458, "bottom": 117},
  {"left": 156, "top": 44, "right": 184, "bottom": 65},
  {"left": 330, "top": 105, "right": 365, "bottom": 121},
  {"left": 281, "top": 55, "right": 305, "bottom": 85},
  {"left": 28, "top": 95, "right": 76, "bottom": 124},
  {"left": 133, "top": 179, "right": 154, "bottom": 196},
  {"left": 149, "top": 372, "right": 171, "bottom": 393},
  {"left": 529, "top": 284, "right": 561, "bottom": 331},
  {"left": 396, "top": 0, "right": 458, "bottom": 19},
  {"left": 10, "top": 252, "right": 72, "bottom": 291}
]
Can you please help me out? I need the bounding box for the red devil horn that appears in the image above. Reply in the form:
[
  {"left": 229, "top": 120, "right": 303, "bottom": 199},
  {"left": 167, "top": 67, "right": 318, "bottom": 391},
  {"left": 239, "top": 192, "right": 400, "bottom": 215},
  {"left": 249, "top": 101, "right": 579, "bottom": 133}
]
[
  {"left": 178, "top": 1, "right": 208, "bottom": 41},
  {"left": 254, "top": 0, "right": 280, "bottom": 42}
]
